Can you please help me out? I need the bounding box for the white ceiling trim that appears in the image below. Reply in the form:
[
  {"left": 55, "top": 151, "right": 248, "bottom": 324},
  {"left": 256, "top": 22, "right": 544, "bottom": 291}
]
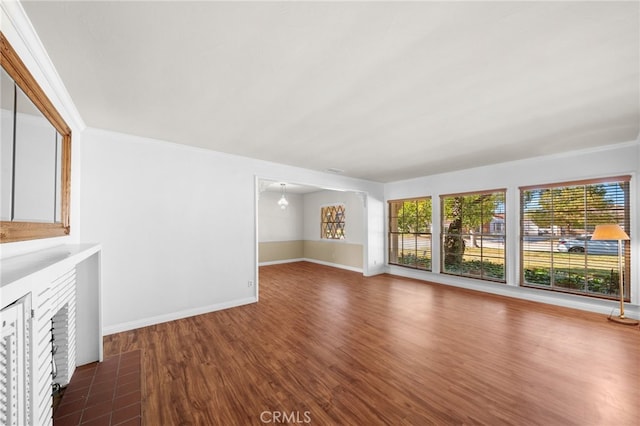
[{"left": 2, "top": 0, "right": 86, "bottom": 131}]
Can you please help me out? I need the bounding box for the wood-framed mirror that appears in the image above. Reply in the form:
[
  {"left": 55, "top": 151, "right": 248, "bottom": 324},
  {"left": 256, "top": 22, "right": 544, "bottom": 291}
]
[{"left": 1, "top": 31, "right": 72, "bottom": 243}]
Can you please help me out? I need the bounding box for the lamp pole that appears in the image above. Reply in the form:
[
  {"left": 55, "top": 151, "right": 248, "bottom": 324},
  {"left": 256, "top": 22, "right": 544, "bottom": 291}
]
[
  {"left": 616, "top": 238, "right": 625, "bottom": 319},
  {"left": 591, "top": 224, "right": 637, "bottom": 325}
]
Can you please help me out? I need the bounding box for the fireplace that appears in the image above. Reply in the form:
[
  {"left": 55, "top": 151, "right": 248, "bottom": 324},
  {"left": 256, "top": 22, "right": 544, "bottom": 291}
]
[
  {"left": 1, "top": 271, "right": 76, "bottom": 425},
  {"left": 0, "top": 244, "right": 101, "bottom": 426}
]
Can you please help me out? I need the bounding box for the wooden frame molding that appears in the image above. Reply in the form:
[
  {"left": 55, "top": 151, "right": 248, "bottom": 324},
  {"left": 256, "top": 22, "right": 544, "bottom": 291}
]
[{"left": 0, "top": 31, "right": 72, "bottom": 243}]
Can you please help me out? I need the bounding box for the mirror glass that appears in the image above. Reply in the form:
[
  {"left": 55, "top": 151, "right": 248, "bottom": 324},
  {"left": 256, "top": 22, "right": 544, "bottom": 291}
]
[
  {"left": 13, "top": 86, "right": 60, "bottom": 222},
  {"left": 1, "top": 68, "right": 62, "bottom": 223},
  {"left": 1, "top": 68, "right": 13, "bottom": 221}
]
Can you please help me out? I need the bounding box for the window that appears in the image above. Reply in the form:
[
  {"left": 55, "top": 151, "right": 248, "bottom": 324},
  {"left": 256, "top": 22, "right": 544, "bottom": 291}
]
[
  {"left": 441, "top": 190, "right": 506, "bottom": 282},
  {"left": 321, "top": 205, "right": 345, "bottom": 239},
  {"left": 389, "top": 198, "right": 432, "bottom": 270},
  {"left": 520, "top": 176, "right": 631, "bottom": 300}
]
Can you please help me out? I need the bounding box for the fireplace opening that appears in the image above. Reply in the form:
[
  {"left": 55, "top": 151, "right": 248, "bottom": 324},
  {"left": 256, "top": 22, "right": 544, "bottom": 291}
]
[{"left": 50, "top": 304, "right": 71, "bottom": 416}]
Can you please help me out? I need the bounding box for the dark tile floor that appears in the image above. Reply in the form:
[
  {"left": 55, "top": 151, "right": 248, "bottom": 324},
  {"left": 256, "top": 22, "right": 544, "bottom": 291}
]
[{"left": 53, "top": 350, "right": 142, "bottom": 426}]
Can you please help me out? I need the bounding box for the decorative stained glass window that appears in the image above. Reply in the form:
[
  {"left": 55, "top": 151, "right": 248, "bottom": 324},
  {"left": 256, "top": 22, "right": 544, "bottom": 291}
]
[{"left": 321, "top": 205, "right": 345, "bottom": 239}]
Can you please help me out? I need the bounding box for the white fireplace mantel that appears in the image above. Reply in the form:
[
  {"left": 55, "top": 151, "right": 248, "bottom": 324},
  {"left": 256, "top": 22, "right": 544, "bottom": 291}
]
[{"left": 1, "top": 243, "right": 102, "bottom": 425}]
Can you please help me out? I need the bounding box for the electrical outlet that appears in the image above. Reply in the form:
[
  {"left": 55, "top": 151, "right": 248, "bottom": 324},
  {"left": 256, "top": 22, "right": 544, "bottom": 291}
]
[{"left": 248, "top": 280, "right": 253, "bottom": 287}]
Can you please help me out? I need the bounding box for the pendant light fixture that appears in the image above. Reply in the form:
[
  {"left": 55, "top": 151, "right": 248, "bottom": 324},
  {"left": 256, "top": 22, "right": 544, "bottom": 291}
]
[{"left": 277, "top": 183, "right": 289, "bottom": 209}]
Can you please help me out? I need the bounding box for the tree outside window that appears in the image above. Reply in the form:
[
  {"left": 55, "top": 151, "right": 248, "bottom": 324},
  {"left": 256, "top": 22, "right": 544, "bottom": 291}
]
[
  {"left": 389, "top": 198, "right": 432, "bottom": 270},
  {"left": 441, "top": 190, "right": 506, "bottom": 282},
  {"left": 520, "top": 177, "right": 631, "bottom": 299}
]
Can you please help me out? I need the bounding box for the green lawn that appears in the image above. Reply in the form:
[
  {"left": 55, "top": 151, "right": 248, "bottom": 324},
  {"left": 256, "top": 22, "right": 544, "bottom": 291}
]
[
  {"left": 394, "top": 246, "right": 621, "bottom": 295},
  {"left": 521, "top": 249, "right": 618, "bottom": 269},
  {"left": 395, "top": 246, "right": 618, "bottom": 270}
]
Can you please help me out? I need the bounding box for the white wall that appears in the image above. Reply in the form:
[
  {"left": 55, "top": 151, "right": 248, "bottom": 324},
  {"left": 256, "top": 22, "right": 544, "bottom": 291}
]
[
  {"left": 0, "top": 1, "right": 85, "bottom": 259},
  {"left": 81, "top": 128, "right": 257, "bottom": 333},
  {"left": 384, "top": 141, "right": 640, "bottom": 318},
  {"left": 365, "top": 196, "right": 385, "bottom": 276},
  {"left": 258, "top": 191, "right": 303, "bottom": 242},
  {"left": 81, "top": 127, "right": 383, "bottom": 334}
]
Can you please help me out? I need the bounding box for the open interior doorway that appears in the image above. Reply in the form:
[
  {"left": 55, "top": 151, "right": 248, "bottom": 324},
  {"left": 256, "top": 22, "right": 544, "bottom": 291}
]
[{"left": 256, "top": 178, "right": 367, "bottom": 298}]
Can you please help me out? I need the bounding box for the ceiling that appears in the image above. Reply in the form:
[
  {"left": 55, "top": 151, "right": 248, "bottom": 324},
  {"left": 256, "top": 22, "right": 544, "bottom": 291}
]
[
  {"left": 21, "top": 1, "right": 640, "bottom": 183},
  {"left": 260, "top": 180, "right": 321, "bottom": 194}
]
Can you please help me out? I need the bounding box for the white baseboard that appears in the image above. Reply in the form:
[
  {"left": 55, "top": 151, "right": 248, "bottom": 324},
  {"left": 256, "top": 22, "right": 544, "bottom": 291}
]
[
  {"left": 259, "top": 258, "right": 305, "bottom": 266},
  {"left": 387, "top": 265, "right": 640, "bottom": 320},
  {"left": 103, "top": 297, "right": 258, "bottom": 335},
  {"left": 259, "top": 257, "right": 363, "bottom": 273},
  {"left": 364, "top": 265, "right": 386, "bottom": 277},
  {"left": 302, "top": 258, "right": 363, "bottom": 273}
]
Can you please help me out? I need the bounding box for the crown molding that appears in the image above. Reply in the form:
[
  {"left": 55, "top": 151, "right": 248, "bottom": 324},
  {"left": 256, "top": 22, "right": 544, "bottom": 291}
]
[{"left": 1, "top": 0, "right": 85, "bottom": 131}]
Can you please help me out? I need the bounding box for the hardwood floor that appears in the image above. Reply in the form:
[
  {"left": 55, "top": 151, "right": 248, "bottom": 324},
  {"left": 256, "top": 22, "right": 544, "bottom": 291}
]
[{"left": 104, "top": 262, "right": 640, "bottom": 425}]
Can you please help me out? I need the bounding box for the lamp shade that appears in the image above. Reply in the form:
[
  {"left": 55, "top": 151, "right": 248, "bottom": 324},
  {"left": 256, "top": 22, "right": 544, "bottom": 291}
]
[{"left": 591, "top": 224, "right": 629, "bottom": 241}]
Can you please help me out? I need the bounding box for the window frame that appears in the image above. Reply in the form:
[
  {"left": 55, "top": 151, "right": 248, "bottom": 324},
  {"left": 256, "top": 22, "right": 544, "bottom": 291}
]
[
  {"left": 519, "top": 176, "right": 631, "bottom": 301},
  {"left": 388, "top": 197, "right": 433, "bottom": 271},
  {"left": 321, "top": 204, "right": 346, "bottom": 240},
  {"left": 440, "top": 189, "right": 507, "bottom": 283}
]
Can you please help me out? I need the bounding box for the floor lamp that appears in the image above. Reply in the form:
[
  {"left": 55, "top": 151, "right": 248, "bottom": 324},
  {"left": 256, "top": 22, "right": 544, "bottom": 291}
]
[{"left": 591, "top": 224, "right": 638, "bottom": 326}]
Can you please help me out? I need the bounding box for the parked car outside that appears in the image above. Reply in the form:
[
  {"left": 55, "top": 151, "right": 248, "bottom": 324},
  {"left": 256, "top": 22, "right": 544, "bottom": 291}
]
[{"left": 557, "top": 235, "right": 619, "bottom": 255}]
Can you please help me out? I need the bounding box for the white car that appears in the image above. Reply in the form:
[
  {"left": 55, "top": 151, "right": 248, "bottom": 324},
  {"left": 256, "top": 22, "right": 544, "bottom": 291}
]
[{"left": 557, "top": 235, "right": 619, "bottom": 255}]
